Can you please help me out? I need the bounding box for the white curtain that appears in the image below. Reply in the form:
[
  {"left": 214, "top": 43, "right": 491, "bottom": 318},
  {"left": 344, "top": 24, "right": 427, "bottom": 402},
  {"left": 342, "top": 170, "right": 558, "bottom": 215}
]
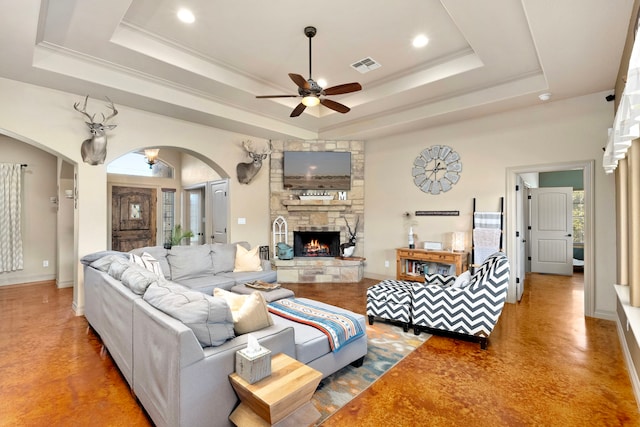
[{"left": 0, "top": 163, "right": 24, "bottom": 272}]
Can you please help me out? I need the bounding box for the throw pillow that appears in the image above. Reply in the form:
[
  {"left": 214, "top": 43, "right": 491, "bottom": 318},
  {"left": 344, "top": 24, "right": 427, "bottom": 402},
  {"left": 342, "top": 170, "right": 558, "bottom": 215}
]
[
  {"left": 233, "top": 245, "right": 263, "bottom": 273},
  {"left": 129, "top": 252, "right": 165, "bottom": 278},
  {"left": 144, "top": 280, "right": 235, "bottom": 347},
  {"left": 452, "top": 270, "right": 471, "bottom": 288},
  {"left": 129, "top": 246, "right": 170, "bottom": 277},
  {"left": 214, "top": 288, "right": 273, "bottom": 334}
]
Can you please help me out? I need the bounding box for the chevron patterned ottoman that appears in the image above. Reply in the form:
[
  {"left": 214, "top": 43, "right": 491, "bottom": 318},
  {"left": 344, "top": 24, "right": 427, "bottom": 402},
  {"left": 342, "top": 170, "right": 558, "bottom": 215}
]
[{"left": 366, "top": 280, "right": 415, "bottom": 332}]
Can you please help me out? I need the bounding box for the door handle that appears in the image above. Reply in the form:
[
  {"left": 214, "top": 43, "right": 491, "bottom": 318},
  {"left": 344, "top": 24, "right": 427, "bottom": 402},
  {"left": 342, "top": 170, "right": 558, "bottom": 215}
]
[{"left": 566, "top": 234, "right": 572, "bottom": 237}]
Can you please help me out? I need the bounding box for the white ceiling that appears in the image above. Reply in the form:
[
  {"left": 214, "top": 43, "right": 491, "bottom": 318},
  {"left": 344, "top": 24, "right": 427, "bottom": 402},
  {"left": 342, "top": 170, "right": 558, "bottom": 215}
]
[{"left": 0, "top": 0, "right": 633, "bottom": 141}]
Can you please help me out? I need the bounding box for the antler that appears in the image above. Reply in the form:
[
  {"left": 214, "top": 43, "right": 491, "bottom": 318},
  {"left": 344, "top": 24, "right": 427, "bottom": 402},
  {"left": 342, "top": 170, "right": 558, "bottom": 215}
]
[
  {"left": 242, "top": 140, "right": 255, "bottom": 153},
  {"left": 73, "top": 95, "right": 118, "bottom": 124},
  {"left": 262, "top": 140, "right": 272, "bottom": 155},
  {"left": 73, "top": 95, "right": 95, "bottom": 122},
  {"left": 242, "top": 140, "right": 271, "bottom": 155},
  {"left": 101, "top": 97, "right": 118, "bottom": 123},
  {"left": 345, "top": 217, "right": 353, "bottom": 236}
]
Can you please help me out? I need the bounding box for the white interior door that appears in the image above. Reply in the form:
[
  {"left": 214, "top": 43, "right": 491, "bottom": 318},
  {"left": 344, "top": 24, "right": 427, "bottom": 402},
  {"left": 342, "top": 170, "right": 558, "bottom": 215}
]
[
  {"left": 515, "top": 177, "right": 526, "bottom": 300},
  {"left": 209, "top": 179, "right": 228, "bottom": 243},
  {"left": 186, "top": 186, "right": 205, "bottom": 245},
  {"left": 530, "top": 187, "right": 573, "bottom": 276}
]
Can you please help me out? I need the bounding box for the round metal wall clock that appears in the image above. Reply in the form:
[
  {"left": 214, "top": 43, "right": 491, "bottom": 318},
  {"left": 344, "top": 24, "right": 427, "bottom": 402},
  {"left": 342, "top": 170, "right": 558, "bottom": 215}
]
[{"left": 412, "top": 145, "right": 462, "bottom": 195}]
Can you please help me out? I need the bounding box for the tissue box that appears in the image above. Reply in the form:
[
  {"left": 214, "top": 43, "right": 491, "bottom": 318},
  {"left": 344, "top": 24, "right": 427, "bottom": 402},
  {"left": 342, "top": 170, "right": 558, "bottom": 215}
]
[{"left": 235, "top": 347, "right": 272, "bottom": 384}]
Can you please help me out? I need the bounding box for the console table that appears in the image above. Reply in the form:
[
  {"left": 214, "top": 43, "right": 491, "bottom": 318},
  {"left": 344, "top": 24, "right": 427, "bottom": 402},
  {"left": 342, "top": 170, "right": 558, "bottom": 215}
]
[
  {"left": 396, "top": 248, "right": 468, "bottom": 282},
  {"left": 229, "top": 353, "right": 322, "bottom": 426}
]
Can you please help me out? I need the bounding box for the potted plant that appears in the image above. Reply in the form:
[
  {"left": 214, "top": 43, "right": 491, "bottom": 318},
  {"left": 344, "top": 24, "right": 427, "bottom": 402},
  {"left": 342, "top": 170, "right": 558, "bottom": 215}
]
[{"left": 170, "top": 224, "right": 194, "bottom": 246}]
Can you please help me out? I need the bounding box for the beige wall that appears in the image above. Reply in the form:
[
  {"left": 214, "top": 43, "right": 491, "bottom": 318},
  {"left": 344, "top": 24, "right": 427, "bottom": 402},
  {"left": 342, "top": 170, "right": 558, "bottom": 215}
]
[
  {"left": 364, "top": 91, "right": 617, "bottom": 317},
  {"left": 0, "top": 135, "right": 57, "bottom": 286},
  {"left": 0, "top": 77, "right": 270, "bottom": 311},
  {"left": 0, "top": 76, "right": 618, "bottom": 318}
]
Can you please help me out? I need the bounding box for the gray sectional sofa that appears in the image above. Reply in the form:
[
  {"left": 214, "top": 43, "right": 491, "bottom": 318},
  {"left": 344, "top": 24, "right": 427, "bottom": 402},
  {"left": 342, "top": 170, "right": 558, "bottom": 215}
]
[{"left": 81, "top": 242, "right": 367, "bottom": 427}]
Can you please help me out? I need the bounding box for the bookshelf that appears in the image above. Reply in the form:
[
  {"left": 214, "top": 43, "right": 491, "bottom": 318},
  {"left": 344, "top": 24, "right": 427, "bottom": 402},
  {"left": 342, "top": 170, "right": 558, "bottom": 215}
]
[{"left": 396, "top": 248, "right": 469, "bottom": 282}]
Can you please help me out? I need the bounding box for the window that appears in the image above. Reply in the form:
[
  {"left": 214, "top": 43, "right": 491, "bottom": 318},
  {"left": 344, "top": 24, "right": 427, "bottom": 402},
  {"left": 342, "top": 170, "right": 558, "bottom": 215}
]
[
  {"left": 162, "top": 189, "right": 175, "bottom": 246},
  {"left": 573, "top": 190, "right": 585, "bottom": 244},
  {"left": 107, "top": 152, "right": 174, "bottom": 178}
]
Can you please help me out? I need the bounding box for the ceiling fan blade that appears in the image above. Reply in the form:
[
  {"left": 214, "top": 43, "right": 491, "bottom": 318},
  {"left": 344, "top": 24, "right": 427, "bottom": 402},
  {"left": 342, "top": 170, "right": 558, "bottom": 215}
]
[
  {"left": 320, "top": 98, "right": 350, "bottom": 114},
  {"left": 323, "top": 82, "right": 362, "bottom": 96},
  {"left": 256, "top": 95, "right": 299, "bottom": 98},
  {"left": 289, "top": 73, "right": 310, "bottom": 90},
  {"left": 290, "top": 102, "right": 307, "bottom": 117}
]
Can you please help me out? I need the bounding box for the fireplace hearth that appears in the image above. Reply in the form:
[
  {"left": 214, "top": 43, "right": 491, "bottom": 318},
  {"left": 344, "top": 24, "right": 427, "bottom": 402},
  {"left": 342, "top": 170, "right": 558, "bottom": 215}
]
[{"left": 293, "top": 231, "right": 340, "bottom": 257}]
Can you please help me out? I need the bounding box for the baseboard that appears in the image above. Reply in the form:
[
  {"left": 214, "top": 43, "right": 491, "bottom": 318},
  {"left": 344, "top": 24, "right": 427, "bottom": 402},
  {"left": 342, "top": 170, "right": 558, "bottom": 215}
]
[
  {"left": 363, "top": 272, "right": 393, "bottom": 281},
  {"left": 616, "top": 317, "right": 640, "bottom": 411},
  {"left": 72, "top": 301, "right": 84, "bottom": 316},
  {"left": 593, "top": 308, "right": 616, "bottom": 321},
  {"left": 56, "top": 280, "right": 74, "bottom": 289}
]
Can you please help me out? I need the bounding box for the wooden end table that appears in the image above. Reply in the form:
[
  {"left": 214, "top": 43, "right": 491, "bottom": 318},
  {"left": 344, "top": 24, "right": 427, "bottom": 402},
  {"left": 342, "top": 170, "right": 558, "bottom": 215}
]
[{"left": 229, "top": 353, "right": 322, "bottom": 427}]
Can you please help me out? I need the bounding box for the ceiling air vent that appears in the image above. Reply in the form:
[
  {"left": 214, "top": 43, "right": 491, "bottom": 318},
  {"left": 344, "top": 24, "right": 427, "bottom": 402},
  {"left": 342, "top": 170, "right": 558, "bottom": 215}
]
[{"left": 351, "top": 57, "right": 381, "bottom": 74}]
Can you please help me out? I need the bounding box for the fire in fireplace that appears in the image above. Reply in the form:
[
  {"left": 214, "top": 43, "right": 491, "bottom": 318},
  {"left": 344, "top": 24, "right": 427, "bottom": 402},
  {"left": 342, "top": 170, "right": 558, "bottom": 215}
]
[{"left": 293, "top": 231, "right": 340, "bottom": 257}]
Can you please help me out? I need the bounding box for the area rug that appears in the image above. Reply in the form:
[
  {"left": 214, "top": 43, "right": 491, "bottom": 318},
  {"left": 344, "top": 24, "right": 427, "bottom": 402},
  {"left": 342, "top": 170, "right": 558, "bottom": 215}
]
[{"left": 311, "top": 321, "right": 431, "bottom": 425}]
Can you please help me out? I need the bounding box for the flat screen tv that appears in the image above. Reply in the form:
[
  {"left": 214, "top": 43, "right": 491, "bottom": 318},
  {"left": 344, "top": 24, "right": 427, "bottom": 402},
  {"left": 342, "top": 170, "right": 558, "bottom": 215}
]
[{"left": 283, "top": 151, "right": 351, "bottom": 190}]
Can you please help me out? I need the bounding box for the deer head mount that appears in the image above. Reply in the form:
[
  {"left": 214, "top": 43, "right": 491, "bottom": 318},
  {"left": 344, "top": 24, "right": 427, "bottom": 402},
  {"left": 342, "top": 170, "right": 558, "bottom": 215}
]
[
  {"left": 236, "top": 140, "right": 272, "bottom": 184},
  {"left": 73, "top": 95, "right": 118, "bottom": 165},
  {"left": 340, "top": 215, "right": 360, "bottom": 257}
]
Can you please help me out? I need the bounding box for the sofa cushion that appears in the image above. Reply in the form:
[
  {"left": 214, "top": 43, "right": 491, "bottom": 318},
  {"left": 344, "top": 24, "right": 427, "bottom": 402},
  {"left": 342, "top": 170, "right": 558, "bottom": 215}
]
[
  {"left": 143, "top": 280, "right": 235, "bottom": 347},
  {"left": 129, "top": 246, "right": 170, "bottom": 278},
  {"left": 233, "top": 245, "right": 263, "bottom": 272},
  {"left": 90, "top": 254, "right": 126, "bottom": 272},
  {"left": 121, "top": 264, "right": 160, "bottom": 295},
  {"left": 167, "top": 245, "right": 215, "bottom": 281},
  {"left": 210, "top": 242, "right": 252, "bottom": 274},
  {"left": 107, "top": 257, "right": 133, "bottom": 281},
  {"left": 178, "top": 275, "right": 236, "bottom": 294},
  {"left": 129, "top": 252, "right": 164, "bottom": 278},
  {"left": 214, "top": 289, "right": 274, "bottom": 335},
  {"left": 81, "top": 250, "right": 127, "bottom": 266},
  {"left": 210, "top": 243, "right": 238, "bottom": 274}
]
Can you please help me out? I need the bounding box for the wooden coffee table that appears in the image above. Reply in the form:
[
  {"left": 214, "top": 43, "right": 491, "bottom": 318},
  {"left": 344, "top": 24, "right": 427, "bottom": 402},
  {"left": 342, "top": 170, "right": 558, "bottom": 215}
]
[{"left": 229, "top": 353, "right": 322, "bottom": 427}]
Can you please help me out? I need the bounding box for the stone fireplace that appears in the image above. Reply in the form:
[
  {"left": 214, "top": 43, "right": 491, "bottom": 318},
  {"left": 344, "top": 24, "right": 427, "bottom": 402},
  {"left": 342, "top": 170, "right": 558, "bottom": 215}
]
[
  {"left": 294, "top": 231, "right": 340, "bottom": 257},
  {"left": 269, "top": 140, "right": 365, "bottom": 283}
]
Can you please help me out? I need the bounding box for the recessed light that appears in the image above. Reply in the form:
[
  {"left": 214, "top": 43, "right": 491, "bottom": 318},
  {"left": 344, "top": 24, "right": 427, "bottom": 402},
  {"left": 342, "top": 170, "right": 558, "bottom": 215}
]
[
  {"left": 317, "top": 78, "right": 327, "bottom": 88},
  {"left": 538, "top": 92, "right": 552, "bottom": 101},
  {"left": 412, "top": 35, "right": 429, "bottom": 48},
  {"left": 177, "top": 8, "right": 195, "bottom": 24}
]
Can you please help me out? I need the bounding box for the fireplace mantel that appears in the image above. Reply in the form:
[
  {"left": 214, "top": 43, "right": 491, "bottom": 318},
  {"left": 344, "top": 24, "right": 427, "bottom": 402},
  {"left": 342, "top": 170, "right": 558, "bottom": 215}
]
[{"left": 282, "top": 200, "right": 352, "bottom": 212}]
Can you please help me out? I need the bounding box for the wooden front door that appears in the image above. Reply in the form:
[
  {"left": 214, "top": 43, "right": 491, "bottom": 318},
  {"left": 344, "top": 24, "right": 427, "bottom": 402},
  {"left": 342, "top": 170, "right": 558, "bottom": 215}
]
[{"left": 112, "top": 186, "right": 156, "bottom": 251}]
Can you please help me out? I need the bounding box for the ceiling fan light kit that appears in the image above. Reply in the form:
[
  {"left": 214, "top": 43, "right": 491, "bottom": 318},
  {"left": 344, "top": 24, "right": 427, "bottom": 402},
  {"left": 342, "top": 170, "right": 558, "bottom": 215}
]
[
  {"left": 256, "top": 26, "right": 362, "bottom": 117},
  {"left": 302, "top": 96, "right": 320, "bottom": 107}
]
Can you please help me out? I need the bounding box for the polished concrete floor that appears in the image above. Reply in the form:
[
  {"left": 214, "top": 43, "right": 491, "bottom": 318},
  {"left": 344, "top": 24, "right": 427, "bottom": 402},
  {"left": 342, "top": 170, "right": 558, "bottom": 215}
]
[{"left": 0, "top": 273, "right": 638, "bottom": 426}]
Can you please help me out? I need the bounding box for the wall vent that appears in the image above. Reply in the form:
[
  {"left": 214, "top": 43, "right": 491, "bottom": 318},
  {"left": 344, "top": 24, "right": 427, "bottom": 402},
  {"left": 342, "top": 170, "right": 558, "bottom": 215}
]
[{"left": 351, "top": 57, "right": 381, "bottom": 74}]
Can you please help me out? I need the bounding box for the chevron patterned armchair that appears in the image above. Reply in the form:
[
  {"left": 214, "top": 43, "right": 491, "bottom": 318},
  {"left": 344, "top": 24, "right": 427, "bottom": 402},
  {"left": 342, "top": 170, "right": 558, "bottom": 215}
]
[{"left": 411, "top": 252, "right": 510, "bottom": 349}]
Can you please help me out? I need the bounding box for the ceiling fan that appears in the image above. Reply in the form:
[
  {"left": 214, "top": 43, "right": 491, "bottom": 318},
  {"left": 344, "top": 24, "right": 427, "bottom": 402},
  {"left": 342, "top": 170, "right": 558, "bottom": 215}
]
[{"left": 256, "top": 26, "right": 362, "bottom": 117}]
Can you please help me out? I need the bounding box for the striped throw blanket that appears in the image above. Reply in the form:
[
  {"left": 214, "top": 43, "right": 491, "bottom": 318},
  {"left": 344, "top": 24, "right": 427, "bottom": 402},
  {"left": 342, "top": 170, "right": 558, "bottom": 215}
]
[{"left": 268, "top": 298, "right": 364, "bottom": 352}]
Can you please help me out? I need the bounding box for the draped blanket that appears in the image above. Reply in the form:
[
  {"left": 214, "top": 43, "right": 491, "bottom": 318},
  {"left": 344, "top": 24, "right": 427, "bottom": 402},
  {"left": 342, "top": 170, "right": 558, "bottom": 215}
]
[
  {"left": 0, "top": 164, "right": 23, "bottom": 272},
  {"left": 268, "top": 298, "right": 364, "bottom": 352},
  {"left": 473, "top": 211, "right": 502, "bottom": 265}
]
